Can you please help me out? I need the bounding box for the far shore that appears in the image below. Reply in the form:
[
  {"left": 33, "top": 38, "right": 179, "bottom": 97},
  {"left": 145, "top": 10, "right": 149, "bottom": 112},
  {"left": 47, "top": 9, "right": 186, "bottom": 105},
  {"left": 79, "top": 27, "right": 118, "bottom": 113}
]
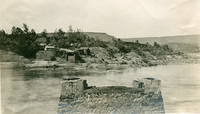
[{"left": 1, "top": 53, "right": 200, "bottom": 70}]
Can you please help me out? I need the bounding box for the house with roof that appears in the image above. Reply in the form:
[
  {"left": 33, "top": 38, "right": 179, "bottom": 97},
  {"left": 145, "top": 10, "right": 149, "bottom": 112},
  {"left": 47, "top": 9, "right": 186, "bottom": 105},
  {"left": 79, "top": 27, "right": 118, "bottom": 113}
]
[
  {"left": 59, "top": 48, "right": 85, "bottom": 63},
  {"left": 76, "top": 47, "right": 90, "bottom": 55},
  {"left": 36, "top": 44, "right": 56, "bottom": 61},
  {"left": 59, "top": 48, "right": 76, "bottom": 63},
  {"left": 36, "top": 44, "right": 85, "bottom": 63}
]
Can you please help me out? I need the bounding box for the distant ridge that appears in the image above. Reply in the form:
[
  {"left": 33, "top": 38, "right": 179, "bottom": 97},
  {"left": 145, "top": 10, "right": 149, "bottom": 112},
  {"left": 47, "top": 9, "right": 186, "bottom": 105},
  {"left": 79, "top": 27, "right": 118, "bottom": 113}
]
[
  {"left": 165, "top": 42, "right": 199, "bottom": 53},
  {"left": 38, "top": 32, "right": 199, "bottom": 45},
  {"left": 121, "top": 34, "right": 200, "bottom": 45},
  {"left": 83, "top": 32, "right": 117, "bottom": 42}
]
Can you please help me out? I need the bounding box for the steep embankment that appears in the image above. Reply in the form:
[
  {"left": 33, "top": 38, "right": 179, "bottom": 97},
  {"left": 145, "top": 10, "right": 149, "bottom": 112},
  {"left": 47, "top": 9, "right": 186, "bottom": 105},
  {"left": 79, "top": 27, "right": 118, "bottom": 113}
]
[
  {"left": 0, "top": 50, "right": 31, "bottom": 63},
  {"left": 0, "top": 50, "right": 32, "bottom": 68},
  {"left": 79, "top": 47, "right": 159, "bottom": 70}
]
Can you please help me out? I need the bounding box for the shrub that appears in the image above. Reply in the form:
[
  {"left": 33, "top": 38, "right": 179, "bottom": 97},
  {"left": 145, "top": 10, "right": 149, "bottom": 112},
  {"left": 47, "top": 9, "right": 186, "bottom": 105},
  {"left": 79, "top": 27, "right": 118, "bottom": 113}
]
[{"left": 50, "top": 56, "right": 56, "bottom": 61}]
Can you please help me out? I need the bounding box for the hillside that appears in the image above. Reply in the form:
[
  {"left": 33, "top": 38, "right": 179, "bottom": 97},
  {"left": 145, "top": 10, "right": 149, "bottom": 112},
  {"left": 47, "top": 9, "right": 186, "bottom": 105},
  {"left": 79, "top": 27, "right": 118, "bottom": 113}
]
[
  {"left": 121, "top": 34, "right": 200, "bottom": 45},
  {"left": 36, "top": 32, "right": 117, "bottom": 43},
  {"left": 83, "top": 32, "right": 117, "bottom": 42},
  {"left": 1, "top": 24, "right": 200, "bottom": 69},
  {"left": 0, "top": 50, "right": 31, "bottom": 63},
  {"left": 165, "top": 43, "right": 199, "bottom": 53}
]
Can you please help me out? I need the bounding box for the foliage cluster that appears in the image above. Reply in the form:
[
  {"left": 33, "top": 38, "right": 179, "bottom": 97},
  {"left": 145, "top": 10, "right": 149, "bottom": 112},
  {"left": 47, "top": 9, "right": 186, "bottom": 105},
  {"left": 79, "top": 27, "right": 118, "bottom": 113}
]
[
  {"left": 110, "top": 38, "right": 181, "bottom": 58},
  {"left": 0, "top": 23, "right": 182, "bottom": 59},
  {"left": 0, "top": 24, "right": 40, "bottom": 58},
  {"left": 0, "top": 24, "right": 108, "bottom": 58}
]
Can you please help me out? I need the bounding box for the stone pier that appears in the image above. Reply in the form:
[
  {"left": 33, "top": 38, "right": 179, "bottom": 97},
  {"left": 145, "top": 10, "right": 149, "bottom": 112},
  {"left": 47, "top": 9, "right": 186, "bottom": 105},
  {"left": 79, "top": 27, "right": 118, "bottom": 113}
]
[
  {"left": 132, "top": 78, "right": 161, "bottom": 93},
  {"left": 58, "top": 78, "right": 165, "bottom": 113},
  {"left": 60, "top": 78, "right": 87, "bottom": 100}
]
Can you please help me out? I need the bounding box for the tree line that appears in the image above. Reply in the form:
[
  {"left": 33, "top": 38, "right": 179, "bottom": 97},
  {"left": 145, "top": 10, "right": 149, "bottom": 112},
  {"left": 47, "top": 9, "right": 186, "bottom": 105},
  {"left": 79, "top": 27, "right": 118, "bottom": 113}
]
[
  {"left": 0, "top": 24, "right": 107, "bottom": 58},
  {"left": 0, "top": 23, "right": 182, "bottom": 59}
]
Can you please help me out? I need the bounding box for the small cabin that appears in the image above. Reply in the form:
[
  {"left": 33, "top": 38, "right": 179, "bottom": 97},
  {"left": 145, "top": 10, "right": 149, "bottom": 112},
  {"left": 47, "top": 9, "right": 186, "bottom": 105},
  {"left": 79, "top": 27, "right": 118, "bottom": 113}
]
[
  {"left": 76, "top": 47, "right": 90, "bottom": 55},
  {"left": 36, "top": 50, "right": 55, "bottom": 61},
  {"left": 60, "top": 48, "right": 76, "bottom": 63}
]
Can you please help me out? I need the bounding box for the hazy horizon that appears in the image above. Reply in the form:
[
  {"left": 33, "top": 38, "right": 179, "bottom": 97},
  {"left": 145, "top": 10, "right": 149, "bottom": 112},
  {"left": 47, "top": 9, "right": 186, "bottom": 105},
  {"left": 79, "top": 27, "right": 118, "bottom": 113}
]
[{"left": 1, "top": 0, "right": 200, "bottom": 38}]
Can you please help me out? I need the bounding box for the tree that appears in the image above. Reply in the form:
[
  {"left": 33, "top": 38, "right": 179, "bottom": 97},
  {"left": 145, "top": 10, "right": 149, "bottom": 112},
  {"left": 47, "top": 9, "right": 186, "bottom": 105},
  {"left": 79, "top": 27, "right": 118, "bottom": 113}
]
[
  {"left": 136, "top": 40, "right": 139, "bottom": 43},
  {"left": 53, "top": 29, "right": 59, "bottom": 42},
  {"left": 0, "top": 30, "right": 6, "bottom": 36},
  {"left": 153, "top": 42, "right": 160, "bottom": 47},
  {"left": 57, "top": 28, "right": 65, "bottom": 37},
  {"left": 41, "top": 29, "right": 50, "bottom": 45},
  {"left": 163, "top": 45, "right": 169, "bottom": 51},
  {"left": 11, "top": 26, "right": 23, "bottom": 35},
  {"left": 68, "top": 25, "right": 73, "bottom": 33},
  {"left": 31, "top": 29, "right": 36, "bottom": 36},
  {"left": 10, "top": 24, "right": 39, "bottom": 58},
  {"left": 41, "top": 29, "right": 47, "bottom": 37},
  {"left": 23, "top": 23, "right": 29, "bottom": 34}
]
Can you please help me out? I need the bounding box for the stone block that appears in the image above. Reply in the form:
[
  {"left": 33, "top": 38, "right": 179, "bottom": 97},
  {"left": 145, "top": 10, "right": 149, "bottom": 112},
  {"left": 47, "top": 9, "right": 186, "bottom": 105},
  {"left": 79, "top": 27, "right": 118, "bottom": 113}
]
[
  {"left": 133, "top": 78, "right": 161, "bottom": 93},
  {"left": 132, "top": 80, "right": 140, "bottom": 88},
  {"left": 60, "top": 78, "right": 86, "bottom": 100}
]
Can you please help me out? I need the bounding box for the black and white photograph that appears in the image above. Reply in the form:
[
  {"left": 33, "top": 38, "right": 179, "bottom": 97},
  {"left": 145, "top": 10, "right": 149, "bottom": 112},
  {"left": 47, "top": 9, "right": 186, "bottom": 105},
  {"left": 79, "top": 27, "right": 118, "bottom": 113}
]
[{"left": 1, "top": 0, "right": 200, "bottom": 113}]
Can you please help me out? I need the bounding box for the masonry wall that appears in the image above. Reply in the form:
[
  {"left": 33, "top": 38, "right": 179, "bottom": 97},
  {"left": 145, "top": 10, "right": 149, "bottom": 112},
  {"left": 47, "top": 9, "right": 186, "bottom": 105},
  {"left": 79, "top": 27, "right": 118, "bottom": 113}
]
[
  {"left": 59, "top": 78, "right": 165, "bottom": 113},
  {"left": 67, "top": 55, "right": 75, "bottom": 63},
  {"left": 132, "top": 78, "right": 161, "bottom": 93},
  {"left": 36, "top": 51, "right": 55, "bottom": 61},
  {"left": 132, "top": 80, "right": 140, "bottom": 88},
  {"left": 60, "top": 78, "right": 86, "bottom": 99},
  {"left": 144, "top": 80, "right": 161, "bottom": 93},
  {"left": 36, "top": 51, "right": 44, "bottom": 60}
]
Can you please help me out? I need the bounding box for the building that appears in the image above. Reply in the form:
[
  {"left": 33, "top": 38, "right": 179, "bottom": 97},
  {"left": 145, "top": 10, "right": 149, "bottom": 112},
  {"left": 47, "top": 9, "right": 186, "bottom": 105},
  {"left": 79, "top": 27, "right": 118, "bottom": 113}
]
[
  {"left": 132, "top": 78, "right": 161, "bottom": 93},
  {"left": 45, "top": 45, "right": 55, "bottom": 51},
  {"left": 36, "top": 51, "right": 55, "bottom": 61},
  {"left": 36, "top": 44, "right": 55, "bottom": 61},
  {"left": 59, "top": 48, "right": 76, "bottom": 63},
  {"left": 39, "top": 43, "right": 46, "bottom": 46},
  {"left": 60, "top": 48, "right": 75, "bottom": 54},
  {"left": 76, "top": 47, "right": 90, "bottom": 55},
  {"left": 59, "top": 78, "right": 165, "bottom": 113}
]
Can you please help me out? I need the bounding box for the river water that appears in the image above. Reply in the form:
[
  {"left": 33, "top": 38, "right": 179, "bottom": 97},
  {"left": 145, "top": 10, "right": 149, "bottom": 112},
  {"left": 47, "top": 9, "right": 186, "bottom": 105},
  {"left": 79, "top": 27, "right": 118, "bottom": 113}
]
[{"left": 1, "top": 64, "right": 200, "bottom": 113}]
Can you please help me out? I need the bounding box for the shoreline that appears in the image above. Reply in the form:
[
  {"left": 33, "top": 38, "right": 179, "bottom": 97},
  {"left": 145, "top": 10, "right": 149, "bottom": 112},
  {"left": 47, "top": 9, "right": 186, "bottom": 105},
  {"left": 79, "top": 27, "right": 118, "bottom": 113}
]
[
  {"left": 1, "top": 49, "right": 200, "bottom": 70},
  {"left": 1, "top": 56, "right": 199, "bottom": 70},
  {"left": 1, "top": 48, "right": 200, "bottom": 70}
]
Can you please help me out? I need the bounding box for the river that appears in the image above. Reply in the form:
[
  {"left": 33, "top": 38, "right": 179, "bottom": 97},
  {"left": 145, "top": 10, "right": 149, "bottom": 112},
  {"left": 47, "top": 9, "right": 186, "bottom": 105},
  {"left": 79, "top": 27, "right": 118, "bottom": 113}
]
[{"left": 1, "top": 64, "right": 200, "bottom": 113}]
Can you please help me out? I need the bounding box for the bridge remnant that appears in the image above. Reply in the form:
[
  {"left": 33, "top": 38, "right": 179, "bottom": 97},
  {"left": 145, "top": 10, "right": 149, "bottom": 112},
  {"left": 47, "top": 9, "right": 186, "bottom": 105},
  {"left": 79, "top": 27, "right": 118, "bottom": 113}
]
[{"left": 132, "top": 78, "right": 161, "bottom": 93}]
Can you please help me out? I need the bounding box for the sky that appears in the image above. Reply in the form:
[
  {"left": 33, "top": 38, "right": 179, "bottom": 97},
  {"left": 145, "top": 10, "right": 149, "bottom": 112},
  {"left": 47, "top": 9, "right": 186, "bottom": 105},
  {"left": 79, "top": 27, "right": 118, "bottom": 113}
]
[{"left": 0, "top": 0, "right": 200, "bottom": 38}]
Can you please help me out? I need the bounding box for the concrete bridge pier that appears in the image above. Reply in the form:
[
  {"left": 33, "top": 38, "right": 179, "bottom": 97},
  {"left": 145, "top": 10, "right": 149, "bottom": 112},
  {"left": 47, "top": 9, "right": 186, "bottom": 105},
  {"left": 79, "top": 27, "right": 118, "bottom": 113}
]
[{"left": 60, "top": 78, "right": 87, "bottom": 100}]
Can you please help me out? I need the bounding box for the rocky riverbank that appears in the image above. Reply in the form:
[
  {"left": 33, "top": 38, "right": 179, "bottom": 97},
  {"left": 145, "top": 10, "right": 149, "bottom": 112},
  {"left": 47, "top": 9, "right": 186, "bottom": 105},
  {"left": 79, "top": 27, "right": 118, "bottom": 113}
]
[{"left": 1, "top": 49, "right": 200, "bottom": 70}]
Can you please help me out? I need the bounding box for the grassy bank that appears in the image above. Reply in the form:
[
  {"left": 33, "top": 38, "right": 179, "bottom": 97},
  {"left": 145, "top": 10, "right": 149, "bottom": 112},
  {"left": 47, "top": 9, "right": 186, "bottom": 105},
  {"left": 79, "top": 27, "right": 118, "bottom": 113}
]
[{"left": 0, "top": 50, "right": 32, "bottom": 68}]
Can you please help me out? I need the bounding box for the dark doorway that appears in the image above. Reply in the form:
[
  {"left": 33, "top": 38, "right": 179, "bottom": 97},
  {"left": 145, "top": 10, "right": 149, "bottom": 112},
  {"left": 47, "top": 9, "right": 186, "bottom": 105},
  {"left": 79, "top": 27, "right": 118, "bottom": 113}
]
[{"left": 138, "top": 82, "right": 144, "bottom": 88}]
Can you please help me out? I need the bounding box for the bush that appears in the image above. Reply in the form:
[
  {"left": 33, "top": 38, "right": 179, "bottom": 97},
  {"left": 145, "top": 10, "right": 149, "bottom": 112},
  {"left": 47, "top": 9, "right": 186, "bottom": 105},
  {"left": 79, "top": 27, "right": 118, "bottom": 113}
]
[
  {"left": 142, "top": 58, "right": 149, "bottom": 64},
  {"left": 50, "top": 56, "right": 56, "bottom": 61}
]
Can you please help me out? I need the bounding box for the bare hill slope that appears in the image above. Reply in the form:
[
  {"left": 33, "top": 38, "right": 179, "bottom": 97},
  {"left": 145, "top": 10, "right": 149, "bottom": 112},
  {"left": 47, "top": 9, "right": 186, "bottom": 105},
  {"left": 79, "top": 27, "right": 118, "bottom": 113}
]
[
  {"left": 121, "top": 34, "right": 200, "bottom": 45},
  {"left": 83, "top": 32, "right": 117, "bottom": 42},
  {"left": 165, "top": 42, "right": 199, "bottom": 53}
]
